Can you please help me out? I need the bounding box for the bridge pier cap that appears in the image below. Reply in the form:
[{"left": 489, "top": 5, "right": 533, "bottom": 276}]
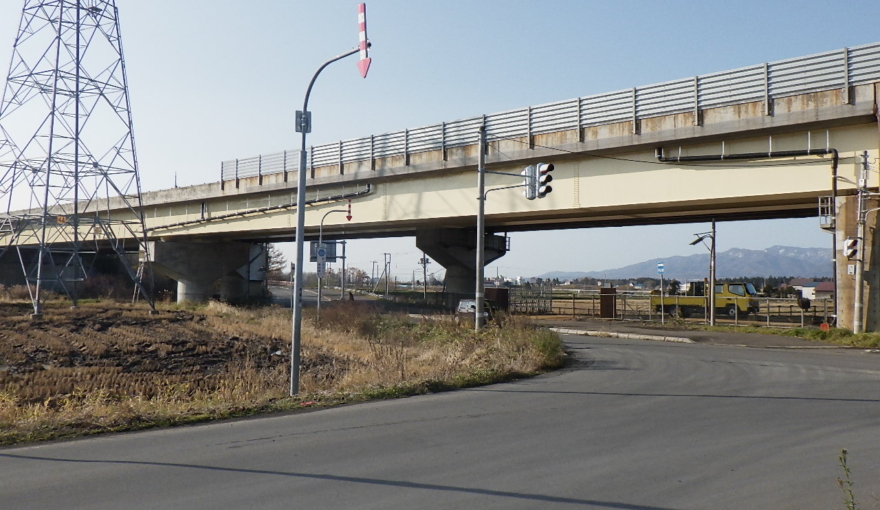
[{"left": 416, "top": 228, "right": 508, "bottom": 297}]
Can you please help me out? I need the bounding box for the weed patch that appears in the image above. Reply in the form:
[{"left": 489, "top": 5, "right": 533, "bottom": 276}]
[{"left": 0, "top": 301, "right": 564, "bottom": 445}]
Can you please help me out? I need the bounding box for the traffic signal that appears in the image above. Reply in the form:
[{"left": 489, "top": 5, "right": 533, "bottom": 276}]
[
  {"left": 521, "top": 165, "right": 536, "bottom": 200},
  {"left": 844, "top": 237, "right": 859, "bottom": 259},
  {"left": 536, "top": 162, "right": 554, "bottom": 198}
]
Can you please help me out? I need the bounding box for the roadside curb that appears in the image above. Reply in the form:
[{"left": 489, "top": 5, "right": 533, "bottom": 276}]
[{"left": 550, "top": 327, "right": 695, "bottom": 344}]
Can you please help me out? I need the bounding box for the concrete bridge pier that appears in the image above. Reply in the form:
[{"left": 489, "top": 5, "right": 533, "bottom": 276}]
[
  {"left": 835, "top": 195, "right": 880, "bottom": 331},
  {"left": 177, "top": 279, "right": 214, "bottom": 303},
  {"left": 416, "top": 227, "right": 508, "bottom": 301},
  {"left": 0, "top": 249, "right": 28, "bottom": 286},
  {"left": 147, "top": 241, "right": 262, "bottom": 303}
]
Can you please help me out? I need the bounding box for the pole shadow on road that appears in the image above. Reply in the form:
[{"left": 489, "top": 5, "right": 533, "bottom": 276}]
[{"left": 0, "top": 452, "right": 677, "bottom": 510}]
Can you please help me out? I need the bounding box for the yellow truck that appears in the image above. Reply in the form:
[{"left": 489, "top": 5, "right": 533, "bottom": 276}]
[{"left": 651, "top": 281, "right": 760, "bottom": 318}]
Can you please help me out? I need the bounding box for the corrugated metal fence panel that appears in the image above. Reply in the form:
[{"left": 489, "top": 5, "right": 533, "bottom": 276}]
[
  {"left": 769, "top": 49, "right": 844, "bottom": 97},
  {"left": 485, "top": 108, "right": 528, "bottom": 141},
  {"left": 698, "top": 65, "right": 764, "bottom": 108},
  {"left": 311, "top": 144, "right": 338, "bottom": 168},
  {"left": 636, "top": 78, "right": 694, "bottom": 117},
  {"left": 221, "top": 160, "right": 236, "bottom": 180},
  {"left": 849, "top": 42, "right": 880, "bottom": 85},
  {"left": 373, "top": 130, "right": 406, "bottom": 158},
  {"left": 532, "top": 99, "right": 579, "bottom": 134},
  {"left": 408, "top": 124, "right": 443, "bottom": 153},
  {"left": 341, "top": 138, "right": 371, "bottom": 163},
  {"left": 444, "top": 117, "right": 483, "bottom": 147},
  {"left": 580, "top": 89, "right": 632, "bottom": 126},
  {"left": 236, "top": 156, "right": 260, "bottom": 178}
]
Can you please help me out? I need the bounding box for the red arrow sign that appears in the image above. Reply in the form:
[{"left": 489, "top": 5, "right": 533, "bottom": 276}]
[
  {"left": 346, "top": 199, "right": 352, "bottom": 221},
  {"left": 357, "top": 3, "right": 371, "bottom": 78}
]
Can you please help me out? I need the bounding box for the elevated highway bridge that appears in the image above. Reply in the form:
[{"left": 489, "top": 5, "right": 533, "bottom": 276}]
[{"left": 4, "top": 43, "right": 880, "bottom": 330}]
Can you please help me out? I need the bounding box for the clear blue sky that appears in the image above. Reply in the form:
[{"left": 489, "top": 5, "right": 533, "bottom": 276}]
[{"left": 2, "top": 1, "right": 878, "bottom": 280}]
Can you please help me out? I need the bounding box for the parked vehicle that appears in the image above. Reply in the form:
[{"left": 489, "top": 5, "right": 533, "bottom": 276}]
[
  {"left": 651, "top": 281, "right": 760, "bottom": 318},
  {"left": 455, "top": 299, "right": 497, "bottom": 323}
]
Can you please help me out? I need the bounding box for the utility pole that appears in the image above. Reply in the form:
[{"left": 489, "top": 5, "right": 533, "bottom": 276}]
[
  {"left": 419, "top": 252, "right": 430, "bottom": 300},
  {"left": 709, "top": 219, "right": 716, "bottom": 326},
  {"left": 475, "top": 124, "right": 487, "bottom": 331},
  {"left": 660, "top": 273, "right": 665, "bottom": 325},
  {"left": 853, "top": 151, "right": 869, "bottom": 334},
  {"left": 384, "top": 253, "right": 391, "bottom": 297}
]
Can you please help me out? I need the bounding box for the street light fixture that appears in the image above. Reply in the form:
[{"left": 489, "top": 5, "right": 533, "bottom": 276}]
[{"left": 690, "top": 220, "right": 716, "bottom": 326}]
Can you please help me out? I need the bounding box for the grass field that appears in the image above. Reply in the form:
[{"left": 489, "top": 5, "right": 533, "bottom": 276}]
[{"left": 0, "top": 299, "right": 565, "bottom": 445}]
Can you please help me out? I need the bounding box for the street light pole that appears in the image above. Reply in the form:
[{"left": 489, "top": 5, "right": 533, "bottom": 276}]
[
  {"left": 316, "top": 208, "right": 350, "bottom": 322},
  {"left": 340, "top": 240, "right": 347, "bottom": 300},
  {"left": 291, "top": 47, "right": 360, "bottom": 397},
  {"left": 690, "top": 221, "right": 716, "bottom": 326}
]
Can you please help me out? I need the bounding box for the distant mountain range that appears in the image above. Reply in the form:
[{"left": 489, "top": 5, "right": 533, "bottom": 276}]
[{"left": 538, "top": 246, "right": 831, "bottom": 281}]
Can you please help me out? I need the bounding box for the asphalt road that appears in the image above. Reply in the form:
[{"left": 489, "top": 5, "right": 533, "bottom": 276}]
[{"left": 3, "top": 335, "right": 880, "bottom": 509}]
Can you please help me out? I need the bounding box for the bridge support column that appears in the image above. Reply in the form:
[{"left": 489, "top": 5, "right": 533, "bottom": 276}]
[
  {"left": 416, "top": 228, "right": 508, "bottom": 306},
  {"left": 147, "top": 241, "right": 254, "bottom": 303},
  {"left": 177, "top": 279, "right": 214, "bottom": 303},
  {"left": 0, "top": 249, "right": 27, "bottom": 287},
  {"left": 835, "top": 195, "right": 880, "bottom": 332}
]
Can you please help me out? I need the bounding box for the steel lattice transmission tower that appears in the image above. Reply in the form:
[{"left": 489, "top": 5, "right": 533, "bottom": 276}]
[{"left": 0, "top": 0, "right": 154, "bottom": 316}]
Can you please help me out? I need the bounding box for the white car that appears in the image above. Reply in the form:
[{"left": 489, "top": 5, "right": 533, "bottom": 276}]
[{"left": 455, "top": 299, "right": 495, "bottom": 322}]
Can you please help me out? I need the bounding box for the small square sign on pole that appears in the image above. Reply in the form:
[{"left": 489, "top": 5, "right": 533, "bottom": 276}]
[{"left": 657, "top": 262, "right": 665, "bottom": 274}]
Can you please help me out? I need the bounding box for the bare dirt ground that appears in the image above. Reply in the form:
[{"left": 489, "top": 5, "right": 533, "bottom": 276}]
[{"left": 0, "top": 302, "right": 296, "bottom": 403}]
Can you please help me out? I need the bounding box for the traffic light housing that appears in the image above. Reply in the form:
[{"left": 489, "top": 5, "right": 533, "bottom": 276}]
[
  {"left": 536, "top": 162, "right": 554, "bottom": 198},
  {"left": 844, "top": 237, "right": 859, "bottom": 259},
  {"left": 521, "top": 165, "right": 536, "bottom": 200}
]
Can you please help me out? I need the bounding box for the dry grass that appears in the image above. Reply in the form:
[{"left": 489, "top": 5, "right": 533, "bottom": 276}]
[
  {"left": 0, "top": 284, "right": 34, "bottom": 302},
  {"left": 0, "top": 300, "right": 565, "bottom": 445}
]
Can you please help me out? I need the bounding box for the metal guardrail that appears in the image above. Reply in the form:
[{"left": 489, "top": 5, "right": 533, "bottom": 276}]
[
  {"left": 220, "top": 150, "right": 302, "bottom": 182},
  {"left": 222, "top": 42, "right": 880, "bottom": 180}
]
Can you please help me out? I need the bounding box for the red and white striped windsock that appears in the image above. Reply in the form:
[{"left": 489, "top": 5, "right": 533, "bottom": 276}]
[{"left": 357, "top": 3, "right": 371, "bottom": 78}]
